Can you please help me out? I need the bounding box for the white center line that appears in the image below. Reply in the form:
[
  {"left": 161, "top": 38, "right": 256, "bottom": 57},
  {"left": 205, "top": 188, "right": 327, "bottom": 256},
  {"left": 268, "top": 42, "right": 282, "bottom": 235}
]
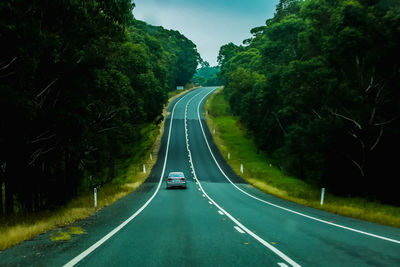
[
  {"left": 184, "top": 88, "right": 301, "bottom": 267},
  {"left": 63, "top": 90, "right": 202, "bottom": 267}
]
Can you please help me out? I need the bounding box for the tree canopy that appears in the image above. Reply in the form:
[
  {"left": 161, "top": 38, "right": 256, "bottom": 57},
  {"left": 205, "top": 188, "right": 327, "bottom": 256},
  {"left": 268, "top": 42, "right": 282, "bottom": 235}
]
[
  {"left": 0, "top": 0, "right": 200, "bottom": 214},
  {"left": 218, "top": 0, "right": 400, "bottom": 204},
  {"left": 192, "top": 61, "right": 222, "bottom": 86}
]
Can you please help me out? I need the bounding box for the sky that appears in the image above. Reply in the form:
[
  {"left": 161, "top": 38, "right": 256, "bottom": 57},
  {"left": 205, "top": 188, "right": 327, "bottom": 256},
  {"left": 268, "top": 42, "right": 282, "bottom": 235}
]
[{"left": 132, "top": 0, "right": 279, "bottom": 66}]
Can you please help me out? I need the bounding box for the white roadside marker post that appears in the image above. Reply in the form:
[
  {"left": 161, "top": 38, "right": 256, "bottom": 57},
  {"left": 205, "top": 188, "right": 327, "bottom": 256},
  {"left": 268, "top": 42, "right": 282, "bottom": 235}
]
[
  {"left": 94, "top": 187, "right": 97, "bottom": 208},
  {"left": 240, "top": 163, "right": 243, "bottom": 174},
  {"left": 143, "top": 164, "right": 146, "bottom": 174},
  {"left": 228, "top": 152, "right": 230, "bottom": 160},
  {"left": 320, "top": 188, "right": 325, "bottom": 206}
]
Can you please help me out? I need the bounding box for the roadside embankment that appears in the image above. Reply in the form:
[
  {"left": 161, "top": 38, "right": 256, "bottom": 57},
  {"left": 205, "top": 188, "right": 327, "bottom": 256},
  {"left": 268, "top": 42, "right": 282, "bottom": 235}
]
[
  {"left": 0, "top": 86, "right": 197, "bottom": 251},
  {"left": 204, "top": 87, "right": 400, "bottom": 228}
]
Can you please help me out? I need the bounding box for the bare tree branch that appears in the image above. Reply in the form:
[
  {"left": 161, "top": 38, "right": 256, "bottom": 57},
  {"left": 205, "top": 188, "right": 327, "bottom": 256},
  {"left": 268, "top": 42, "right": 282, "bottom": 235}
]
[
  {"left": 35, "top": 130, "right": 51, "bottom": 139},
  {"left": 368, "top": 107, "right": 376, "bottom": 125},
  {"left": 346, "top": 130, "right": 365, "bottom": 151},
  {"left": 329, "top": 109, "right": 362, "bottom": 130},
  {"left": 36, "top": 78, "right": 58, "bottom": 98},
  {"left": 98, "top": 126, "right": 118, "bottom": 133},
  {"left": 344, "top": 153, "right": 365, "bottom": 177},
  {"left": 345, "top": 130, "right": 366, "bottom": 177},
  {"left": 312, "top": 109, "right": 322, "bottom": 119},
  {"left": 365, "top": 66, "right": 375, "bottom": 93},
  {"left": 272, "top": 112, "right": 287, "bottom": 135},
  {"left": 374, "top": 115, "right": 400, "bottom": 126},
  {"left": 84, "top": 147, "right": 98, "bottom": 155},
  {"left": 31, "top": 133, "right": 56, "bottom": 144},
  {"left": 29, "top": 145, "right": 57, "bottom": 166},
  {"left": 346, "top": 130, "right": 357, "bottom": 139},
  {"left": 0, "top": 71, "right": 16, "bottom": 78},
  {"left": 52, "top": 90, "right": 61, "bottom": 107},
  {"left": 370, "top": 125, "right": 383, "bottom": 151},
  {"left": 0, "top": 57, "right": 17, "bottom": 70}
]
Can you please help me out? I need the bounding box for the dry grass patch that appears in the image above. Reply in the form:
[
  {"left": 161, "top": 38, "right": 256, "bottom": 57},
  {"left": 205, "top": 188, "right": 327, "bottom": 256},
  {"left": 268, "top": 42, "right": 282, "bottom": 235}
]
[
  {"left": 50, "top": 231, "right": 71, "bottom": 242},
  {"left": 68, "top": 226, "right": 86, "bottom": 235},
  {"left": 50, "top": 226, "right": 86, "bottom": 242}
]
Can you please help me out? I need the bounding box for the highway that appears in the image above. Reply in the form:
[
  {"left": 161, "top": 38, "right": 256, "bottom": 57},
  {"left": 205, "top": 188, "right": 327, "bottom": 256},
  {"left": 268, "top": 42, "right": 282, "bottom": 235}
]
[{"left": 1, "top": 87, "right": 400, "bottom": 266}]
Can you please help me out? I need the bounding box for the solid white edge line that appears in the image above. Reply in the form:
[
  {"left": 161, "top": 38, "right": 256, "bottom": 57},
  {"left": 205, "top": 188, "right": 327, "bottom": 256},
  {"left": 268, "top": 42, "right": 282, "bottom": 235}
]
[
  {"left": 234, "top": 226, "right": 245, "bottom": 234},
  {"left": 184, "top": 88, "right": 301, "bottom": 267},
  {"left": 196, "top": 88, "right": 400, "bottom": 245},
  {"left": 63, "top": 90, "right": 201, "bottom": 267}
]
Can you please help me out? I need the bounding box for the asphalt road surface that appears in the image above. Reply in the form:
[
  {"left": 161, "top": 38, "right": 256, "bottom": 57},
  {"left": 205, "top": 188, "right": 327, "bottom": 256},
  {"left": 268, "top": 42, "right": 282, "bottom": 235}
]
[{"left": 1, "top": 87, "right": 400, "bottom": 267}]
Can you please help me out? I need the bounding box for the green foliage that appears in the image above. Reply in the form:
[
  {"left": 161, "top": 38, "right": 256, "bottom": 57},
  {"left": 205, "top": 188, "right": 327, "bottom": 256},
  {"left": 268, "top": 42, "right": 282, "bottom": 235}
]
[
  {"left": 218, "top": 0, "right": 400, "bottom": 204},
  {"left": 0, "top": 1, "right": 200, "bottom": 214},
  {"left": 192, "top": 63, "right": 222, "bottom": 86},
  {"left": 131, "top": 20, "right": 201, "bottom": 89},
  {"left": 207, "top": 89, "right": 400, "bottom": 228}
]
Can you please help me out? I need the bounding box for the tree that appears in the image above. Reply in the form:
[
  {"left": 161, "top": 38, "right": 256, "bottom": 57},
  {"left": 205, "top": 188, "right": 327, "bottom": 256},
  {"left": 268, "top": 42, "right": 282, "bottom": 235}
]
[
  {"left": 192, "top": 65, "right": 222, "bottom": 86},
  {"left": 218, "top": 0, "right": 400, "bottom": 204},
  {"left": 0, "top": 0, "right": 201, "bottom": 214}
]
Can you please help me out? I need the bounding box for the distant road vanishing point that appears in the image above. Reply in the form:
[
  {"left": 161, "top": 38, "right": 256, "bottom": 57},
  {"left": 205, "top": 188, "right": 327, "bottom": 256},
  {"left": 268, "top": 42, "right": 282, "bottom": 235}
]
[{"left": 1, "top": 87, "right": 400, "bottom": 267}]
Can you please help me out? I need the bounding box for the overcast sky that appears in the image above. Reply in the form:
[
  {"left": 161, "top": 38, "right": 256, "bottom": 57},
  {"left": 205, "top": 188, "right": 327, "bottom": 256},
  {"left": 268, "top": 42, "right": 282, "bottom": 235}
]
[{"left": 132, "top": 0, "right": 279, "bottom": 66}]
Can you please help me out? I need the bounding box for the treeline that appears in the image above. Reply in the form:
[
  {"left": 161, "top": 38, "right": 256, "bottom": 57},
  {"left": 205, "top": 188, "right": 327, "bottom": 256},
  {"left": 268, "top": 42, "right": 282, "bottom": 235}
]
[
  {"left": 0, "top": 1, "right": 199, "bottom": 215},
  {"left": 219, "top": 0, "right": 400, "bottom": 204},
  {"left": 192, "top": 61, "right": 222, "bottom": 86}
]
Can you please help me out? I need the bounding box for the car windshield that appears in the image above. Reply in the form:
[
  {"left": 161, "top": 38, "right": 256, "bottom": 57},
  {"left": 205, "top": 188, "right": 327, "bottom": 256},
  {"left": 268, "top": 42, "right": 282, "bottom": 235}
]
[{"left": 168, "top": 172, "right": 184, "bottom": 178}]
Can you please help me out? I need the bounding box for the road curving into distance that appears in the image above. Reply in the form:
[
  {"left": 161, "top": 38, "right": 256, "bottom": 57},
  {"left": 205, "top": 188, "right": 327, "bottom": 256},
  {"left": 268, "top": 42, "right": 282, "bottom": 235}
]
[{"left": 1, "top": 87, "right": 400, "bottom": 267}]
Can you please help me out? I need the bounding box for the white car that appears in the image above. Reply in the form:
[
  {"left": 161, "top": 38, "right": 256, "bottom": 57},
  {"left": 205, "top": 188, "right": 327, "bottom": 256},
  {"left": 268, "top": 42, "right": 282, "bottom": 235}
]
[{"left": 166, "top": 172, "right": 187, "bottom": 189}]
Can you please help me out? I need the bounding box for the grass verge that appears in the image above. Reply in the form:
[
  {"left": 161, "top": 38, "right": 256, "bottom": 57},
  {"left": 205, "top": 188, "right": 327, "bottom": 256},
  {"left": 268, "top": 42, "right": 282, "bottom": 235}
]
[
  {"left": 204, "top": 87, "right": 400, "bottom": 228},
  {"left": 0, "top": 87, "right": 196, "bottom": 251}
]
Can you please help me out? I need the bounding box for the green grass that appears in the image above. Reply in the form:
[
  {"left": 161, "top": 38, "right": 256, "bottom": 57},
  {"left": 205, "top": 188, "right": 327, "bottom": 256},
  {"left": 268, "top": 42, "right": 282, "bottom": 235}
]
[
  {"left": 0, "top": 87, "right": 195, "bottom": 251},
  {"left": 205, "top": 87, "right": 400, "bottom": 228}
]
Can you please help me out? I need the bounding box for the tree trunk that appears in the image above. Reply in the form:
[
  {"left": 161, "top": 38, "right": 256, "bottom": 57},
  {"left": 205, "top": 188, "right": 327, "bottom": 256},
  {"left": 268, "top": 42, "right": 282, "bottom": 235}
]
[
  {"left": 108, "top": 158, "right": 115, "bottom": 182},
  {"left": 0, "top": 181, "right": 3, "bottom": 217},
  {"left": 298, "top": 153, "right": 305, "bottom": 180},
  {"left": 4, "top": 178, "right": 14, "bottom": 214}
]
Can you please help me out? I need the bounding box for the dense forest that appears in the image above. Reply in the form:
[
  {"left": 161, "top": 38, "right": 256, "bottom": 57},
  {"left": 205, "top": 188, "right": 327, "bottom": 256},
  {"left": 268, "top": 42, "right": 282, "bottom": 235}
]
[
  {"left": 192, "top": 61, "right": 222, "bottom": 86},
  {"left": 0, "top": 0, "right": 200, "bottom": 215},
  {"left": 219, "top": 0, "right": 400, "bottom": 204}
]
